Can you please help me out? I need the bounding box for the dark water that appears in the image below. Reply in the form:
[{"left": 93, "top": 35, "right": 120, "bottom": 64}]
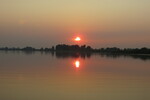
[{"left": 0, "top": 51, "right": 150, "bottom": 100}]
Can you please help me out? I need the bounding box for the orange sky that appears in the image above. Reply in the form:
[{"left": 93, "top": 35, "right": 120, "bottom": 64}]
[{"left": 0, "top": 0, "right": 150, "bottom": 48}]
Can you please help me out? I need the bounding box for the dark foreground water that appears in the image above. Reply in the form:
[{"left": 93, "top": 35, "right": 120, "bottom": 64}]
[{"left": 0, "top": 51, "right": 150, "bottom": 100}]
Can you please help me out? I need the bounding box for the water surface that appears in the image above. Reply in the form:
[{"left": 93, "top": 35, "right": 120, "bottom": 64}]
[{"left": 0, "top": 51, "right": 150, "bottom": 100}]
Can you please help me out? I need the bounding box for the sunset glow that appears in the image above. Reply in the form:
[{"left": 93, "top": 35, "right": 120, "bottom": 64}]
[
  {"left": 0, "top": 0, "right": 150, "bottom": 100},
  {"left": 74, "top": 37, "right": 81, "bottom": 42},
  {"left": 0, "top": 1, "right": 149, "bottom": 47}
]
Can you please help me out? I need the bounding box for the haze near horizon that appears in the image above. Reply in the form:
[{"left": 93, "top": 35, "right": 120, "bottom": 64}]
[{"left": 0, "top": 0, "right": 150, "bottom": 48}]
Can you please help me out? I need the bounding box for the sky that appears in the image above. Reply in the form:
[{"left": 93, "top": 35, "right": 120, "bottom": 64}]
[{"left": 0, "top": 0, "right": 150, "bottom": 48}]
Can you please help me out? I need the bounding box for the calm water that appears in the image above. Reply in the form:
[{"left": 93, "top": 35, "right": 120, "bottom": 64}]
[{"left": 0, "top": 51, "right": 150, "bottom": 100}]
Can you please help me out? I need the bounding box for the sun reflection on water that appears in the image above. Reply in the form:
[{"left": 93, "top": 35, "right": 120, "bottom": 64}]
[{"left": 74, "top": 60, "right": 80, "bottom": 68}]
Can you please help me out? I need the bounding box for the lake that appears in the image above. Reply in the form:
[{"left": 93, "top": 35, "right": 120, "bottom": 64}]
[{"left": 0, "top": 51, "right": 150, "bottom": 100}]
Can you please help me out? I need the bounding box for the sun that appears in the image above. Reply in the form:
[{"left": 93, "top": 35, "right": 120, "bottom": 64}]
[{"left": 74, "top": 37, "right": 81, "bottom": 42}]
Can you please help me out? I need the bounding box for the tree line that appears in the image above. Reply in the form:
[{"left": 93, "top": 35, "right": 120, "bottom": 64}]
[{"left": 0, "top": 44, "right": 150, "bottom": 54}]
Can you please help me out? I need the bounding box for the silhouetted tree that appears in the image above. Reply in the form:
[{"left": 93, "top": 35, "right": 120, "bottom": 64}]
[{"left": 0, "top": 45, "right": 150, "bottom": 54}]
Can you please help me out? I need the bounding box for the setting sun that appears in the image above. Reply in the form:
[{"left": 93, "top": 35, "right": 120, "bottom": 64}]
[{"left": 74, "top": 37, "right": 81, "bottom": 42}]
